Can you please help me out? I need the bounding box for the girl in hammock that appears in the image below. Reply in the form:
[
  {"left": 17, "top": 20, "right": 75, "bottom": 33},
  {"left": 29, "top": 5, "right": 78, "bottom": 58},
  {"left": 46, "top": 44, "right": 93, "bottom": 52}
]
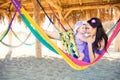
[
  {"left": 73, "top": 21, "right": 87, "bottom": 60},
  {"left": 45, "top": 17, "right": 108, "bottom": 63}
]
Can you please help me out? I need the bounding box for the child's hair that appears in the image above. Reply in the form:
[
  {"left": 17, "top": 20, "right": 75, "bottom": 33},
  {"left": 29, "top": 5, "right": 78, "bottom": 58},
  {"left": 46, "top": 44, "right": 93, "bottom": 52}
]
[{"left": 74, "top": 21, "right": 86, "bottom": 34}]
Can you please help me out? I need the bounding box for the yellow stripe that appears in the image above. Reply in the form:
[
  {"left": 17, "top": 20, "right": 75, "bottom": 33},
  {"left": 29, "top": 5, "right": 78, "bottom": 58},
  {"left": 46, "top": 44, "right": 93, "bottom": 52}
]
[{"left": 20, "top": 7, "right": 89, "bottom": 70}]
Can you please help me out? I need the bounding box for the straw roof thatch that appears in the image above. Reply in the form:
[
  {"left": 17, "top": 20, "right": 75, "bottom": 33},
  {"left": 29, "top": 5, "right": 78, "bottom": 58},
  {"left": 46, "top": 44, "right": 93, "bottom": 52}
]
[{"left": 0, "top": 0, "right": 120, "bottom": 22}]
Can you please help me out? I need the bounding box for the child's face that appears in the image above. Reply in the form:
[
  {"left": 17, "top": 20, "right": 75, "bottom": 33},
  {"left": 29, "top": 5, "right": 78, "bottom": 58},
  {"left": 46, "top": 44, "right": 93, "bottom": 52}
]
[{"left": 77, "top": 25, "right": 86, "bottom": 34}]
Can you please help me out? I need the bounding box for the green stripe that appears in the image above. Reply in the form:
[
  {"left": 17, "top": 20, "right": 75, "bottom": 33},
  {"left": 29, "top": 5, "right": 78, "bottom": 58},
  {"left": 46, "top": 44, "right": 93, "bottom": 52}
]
[
  {"left": 0, "top": 27, "right": 10, "bottom": 41},
  {"left": 20, "top": 14, "right": 59, "bottom": 54}
]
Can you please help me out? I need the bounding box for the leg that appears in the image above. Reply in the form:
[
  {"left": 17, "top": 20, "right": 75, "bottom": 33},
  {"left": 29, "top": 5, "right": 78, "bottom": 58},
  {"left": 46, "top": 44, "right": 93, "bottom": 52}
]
[
  {"left": 78, "top": 53, "right": 85, "bottom": 60},
  {"left": 44, "top": 30, "right": 60, "bottom": 40}
]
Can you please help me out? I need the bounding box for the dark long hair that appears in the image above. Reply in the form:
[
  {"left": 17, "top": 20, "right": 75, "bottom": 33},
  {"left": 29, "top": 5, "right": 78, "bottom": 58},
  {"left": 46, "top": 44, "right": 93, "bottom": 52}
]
[{"left": 87, "top": 17, "right": 108, "bottom": 51}]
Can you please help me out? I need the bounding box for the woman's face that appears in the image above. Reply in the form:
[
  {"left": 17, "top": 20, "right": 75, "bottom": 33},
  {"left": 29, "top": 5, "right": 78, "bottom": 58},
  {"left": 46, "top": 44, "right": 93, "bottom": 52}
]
[{"left": 85, "top": 23, "right": 97, "bottom": 36}]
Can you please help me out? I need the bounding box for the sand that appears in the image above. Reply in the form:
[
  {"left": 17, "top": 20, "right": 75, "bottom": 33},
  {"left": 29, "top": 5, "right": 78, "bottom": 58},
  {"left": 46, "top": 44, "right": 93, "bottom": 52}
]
[{"left": 0, "top": 43, "right": 120, "bottom": 80}]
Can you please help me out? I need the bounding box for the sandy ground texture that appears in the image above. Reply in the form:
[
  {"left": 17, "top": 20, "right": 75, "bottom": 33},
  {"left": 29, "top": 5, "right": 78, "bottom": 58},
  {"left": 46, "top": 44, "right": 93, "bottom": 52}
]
[{"left": 0, "top": 44, "right": 120, "bottom": 80}]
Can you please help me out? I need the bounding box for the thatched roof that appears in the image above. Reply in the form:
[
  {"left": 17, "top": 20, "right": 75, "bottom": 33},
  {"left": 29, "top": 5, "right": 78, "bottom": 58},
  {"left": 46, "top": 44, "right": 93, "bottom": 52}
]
[{"left": 0, "top": 0, "right": 120, "bottom": 24}]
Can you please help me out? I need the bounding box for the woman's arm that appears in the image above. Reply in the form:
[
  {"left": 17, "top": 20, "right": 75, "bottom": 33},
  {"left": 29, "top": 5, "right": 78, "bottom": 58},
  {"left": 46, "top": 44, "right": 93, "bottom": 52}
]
[
  {"left": 87, "top": 37, "right": 105, "bottom": 62},
  {"left": 44, "top": 30, "right": 60, "bottom": 40},
  {"left": 88, "top": 42, "right": 95, "bottom": 62},
  {"left": 87, "top": 36, "right": 96, "bottom": 62}
]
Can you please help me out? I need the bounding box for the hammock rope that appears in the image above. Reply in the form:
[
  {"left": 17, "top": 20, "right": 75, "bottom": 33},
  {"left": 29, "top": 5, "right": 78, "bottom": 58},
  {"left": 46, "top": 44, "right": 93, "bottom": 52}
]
[
  {"left": 11, "top": 29, "right": 35, "bottom": 46},
  {"left": 46, "top": 1, "right": 73, "bottom": 31},
  {"left": 106, "top": 19, "right": 120, "bottom": 35},
  {"left": 36, "top": 0, "right": 68, "bottom": 32},
  {"left": 0, "top": 11, "right": 16, "bottom": 41},
  {"left": 1, "top": 33, "right": 32, "bottom": 48},
  {"left": 0, "top": 10, "right": 34, "bottom": 47},
  {"left": 11, "top": 0, "right": 120, "bottom": 70}
]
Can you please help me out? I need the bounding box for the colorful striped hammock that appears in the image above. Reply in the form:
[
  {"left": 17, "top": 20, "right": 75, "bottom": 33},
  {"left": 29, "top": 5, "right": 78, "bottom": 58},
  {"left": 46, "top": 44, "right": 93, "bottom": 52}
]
[{"left": 11, "top": 0, "right": 120, "bottom": 70}]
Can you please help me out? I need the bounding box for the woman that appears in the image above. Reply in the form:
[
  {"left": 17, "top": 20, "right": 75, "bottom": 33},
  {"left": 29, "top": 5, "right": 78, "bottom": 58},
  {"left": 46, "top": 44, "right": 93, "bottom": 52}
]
[
  {"left": 83, "top": 17, "right": 108, "bottom": 62},
  {"left": 45, "top": 17, "right": 108, "bottom": 63}
]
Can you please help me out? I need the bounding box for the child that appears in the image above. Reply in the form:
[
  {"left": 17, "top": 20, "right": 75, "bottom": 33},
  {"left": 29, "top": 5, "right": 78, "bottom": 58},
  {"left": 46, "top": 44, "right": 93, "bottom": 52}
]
[{"left": 74, "top": 21, "right": 87, "bottom": 60}]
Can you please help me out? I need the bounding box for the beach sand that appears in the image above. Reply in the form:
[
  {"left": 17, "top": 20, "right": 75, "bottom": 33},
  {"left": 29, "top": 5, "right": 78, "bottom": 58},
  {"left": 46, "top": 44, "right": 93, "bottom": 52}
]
[{"left": 0, "top": 41, "right": 120, "bottom": 80}]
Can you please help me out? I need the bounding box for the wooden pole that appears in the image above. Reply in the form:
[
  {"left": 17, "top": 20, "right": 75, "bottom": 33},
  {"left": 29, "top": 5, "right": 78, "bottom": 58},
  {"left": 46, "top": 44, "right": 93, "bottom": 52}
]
[{"left": 32, "top": 0, "right": 42, "bottom": 58}]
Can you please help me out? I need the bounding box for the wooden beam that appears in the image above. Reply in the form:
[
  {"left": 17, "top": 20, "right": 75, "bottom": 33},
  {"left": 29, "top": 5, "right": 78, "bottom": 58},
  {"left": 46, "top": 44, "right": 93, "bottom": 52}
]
[
  {"left": 107, "top": 0, "right": 110, "bottom": 3},
  {"left": 62, "top": 3, "right": 120, "bottom": 18},
  {"left": 64, "top": 10, "right": 73, "bottom": 18},
  {"left": 46, "top": 0, "right": 62, "bottom": 11},
  {"left": 79, "top": 0, "right": 82, "bottom": 5},
  {"left": 0, "top": 9, "right": 7, "bottom": 12},
  {"left": 64, "top": 3, "right": 120, "bottom": 11},
  {"left": 46, "top": 0, "right": 66, "bottom": 25},
  {"left": 0, "top": 1, "right": 11, "bottom": 7}
]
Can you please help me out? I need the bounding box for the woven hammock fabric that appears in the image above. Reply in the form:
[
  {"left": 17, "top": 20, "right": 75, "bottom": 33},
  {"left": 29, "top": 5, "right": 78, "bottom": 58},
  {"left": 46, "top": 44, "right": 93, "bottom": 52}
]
[
  {"left": 11, "top": 0, "right": 120, "bottom": 70},
  {"left": 60, "top": 31, "right": 79, "bottom": 57}
]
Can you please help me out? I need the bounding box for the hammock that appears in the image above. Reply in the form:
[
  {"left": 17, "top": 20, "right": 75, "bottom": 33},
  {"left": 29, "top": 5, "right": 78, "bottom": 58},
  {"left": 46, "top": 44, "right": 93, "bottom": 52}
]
[
  {"left": 11, "top": 0, "right": 120, "bottom": 70},
  {"left": 0, "top": 10, "right": 34, "bottom": 47},
  {"left": 60, "top": 31, "right": 79, "bottom": 57},
  {"left": 106, "top": 19, "right": 120, "bottom": 36},
  {"left": 0, "top": 11, "right": 16, "bottom": 41}
]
